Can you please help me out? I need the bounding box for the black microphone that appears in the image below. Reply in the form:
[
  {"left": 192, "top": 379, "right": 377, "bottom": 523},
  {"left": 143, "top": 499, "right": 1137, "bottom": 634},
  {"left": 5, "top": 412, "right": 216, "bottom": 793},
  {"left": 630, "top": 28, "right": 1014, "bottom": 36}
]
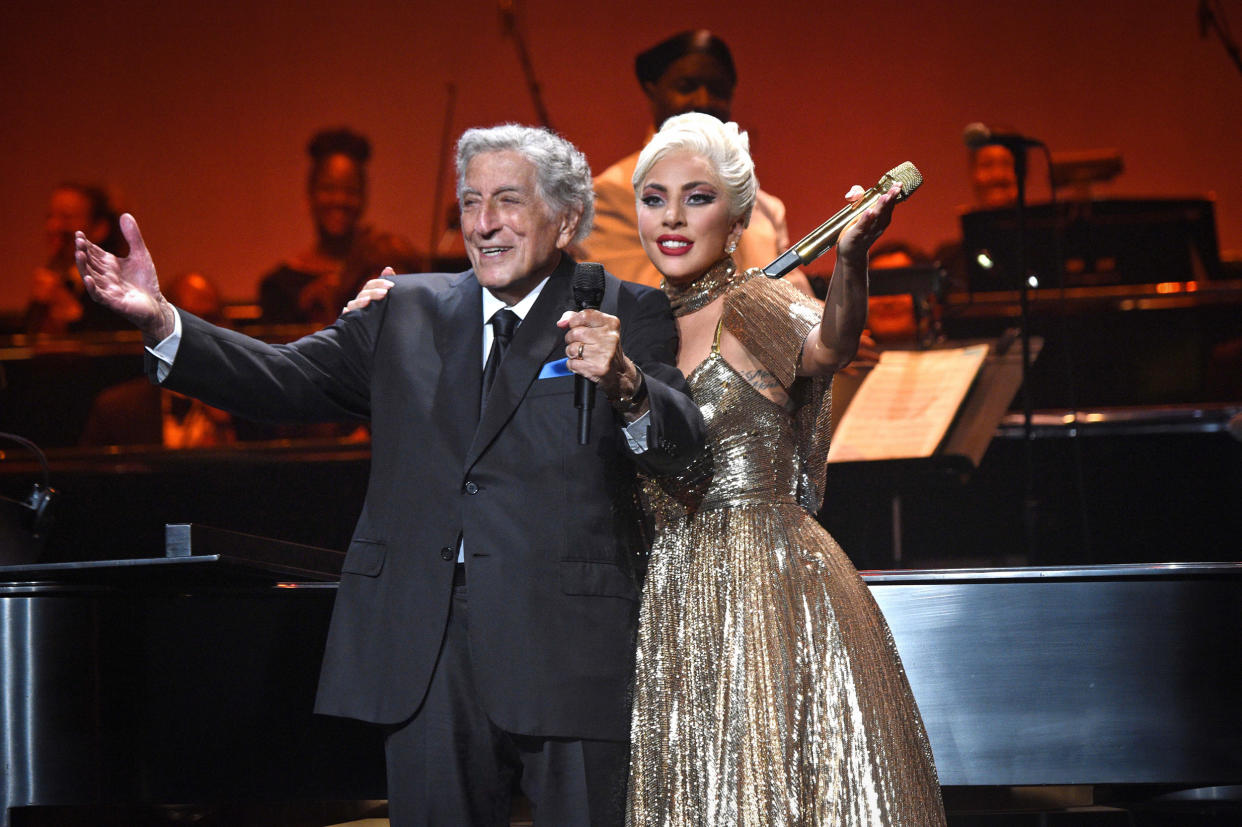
[
  {"left": 764, "top": 162, "right": 923, "bottom": 277},
  {"left": 0, "top": 431, "right": 56, "bottom": 546},
  {"left": 571, "top": 263, "right": 606, "bottom": 445},
  {"left": 962, "top": 122, "right": 1045, "bottom": 151}
]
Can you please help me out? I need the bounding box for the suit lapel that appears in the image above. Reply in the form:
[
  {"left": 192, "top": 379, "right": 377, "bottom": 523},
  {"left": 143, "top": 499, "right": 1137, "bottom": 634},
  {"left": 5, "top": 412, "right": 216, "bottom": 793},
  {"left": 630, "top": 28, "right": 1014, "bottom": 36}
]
[
  {"left": 434, "top": 272, "right": 485, "bottom": 463},
  {"left": 465, "top": 258, "right": 574, "bottom": 470}
]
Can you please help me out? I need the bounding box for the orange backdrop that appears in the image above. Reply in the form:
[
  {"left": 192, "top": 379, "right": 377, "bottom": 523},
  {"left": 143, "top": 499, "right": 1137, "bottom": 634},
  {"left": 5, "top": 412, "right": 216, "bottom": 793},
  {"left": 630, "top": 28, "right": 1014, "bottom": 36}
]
[{"left": 2, "top": 0, "right": 1239, "bottom": 310}]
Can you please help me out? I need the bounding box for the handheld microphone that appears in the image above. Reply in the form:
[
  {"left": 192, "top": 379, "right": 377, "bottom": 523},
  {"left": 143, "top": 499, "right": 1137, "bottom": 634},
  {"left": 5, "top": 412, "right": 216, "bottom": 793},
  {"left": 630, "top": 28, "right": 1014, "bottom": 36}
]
[
  {"left": 764, "top": 162, "right": 923, "bottom": 277},
  {"left": 571, "top": 263, "right": 606, "bottom": 445},
  {"left": 962, "top": 122, "right": 1045, "bottom": 151}
]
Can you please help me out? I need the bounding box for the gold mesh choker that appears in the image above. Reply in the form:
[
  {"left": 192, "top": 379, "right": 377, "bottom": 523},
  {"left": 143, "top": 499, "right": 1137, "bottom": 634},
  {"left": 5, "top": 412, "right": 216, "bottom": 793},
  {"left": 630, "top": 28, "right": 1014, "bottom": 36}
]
[{"left": 664, "top": 257, "right": 745, "bottom": 317}]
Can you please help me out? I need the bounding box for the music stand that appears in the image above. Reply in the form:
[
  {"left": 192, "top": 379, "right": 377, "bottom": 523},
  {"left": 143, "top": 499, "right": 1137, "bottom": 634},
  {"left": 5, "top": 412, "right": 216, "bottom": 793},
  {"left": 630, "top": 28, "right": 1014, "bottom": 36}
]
[{"left": 826, "top": 335, "right": 1040, "bottom": 567}]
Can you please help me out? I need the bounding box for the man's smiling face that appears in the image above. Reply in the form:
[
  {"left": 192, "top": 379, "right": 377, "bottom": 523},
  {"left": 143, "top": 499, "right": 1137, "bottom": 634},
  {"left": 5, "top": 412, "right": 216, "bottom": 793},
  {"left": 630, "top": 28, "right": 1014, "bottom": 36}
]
[{"left": 459, "top": 150, "right": 577, "bottom": 305}]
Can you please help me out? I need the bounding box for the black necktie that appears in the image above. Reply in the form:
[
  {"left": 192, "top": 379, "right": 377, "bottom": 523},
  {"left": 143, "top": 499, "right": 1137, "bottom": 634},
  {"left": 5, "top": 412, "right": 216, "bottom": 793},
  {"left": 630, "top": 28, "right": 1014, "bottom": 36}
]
[{"left": 481, "top": 308, "right": 519, "bottom": 412}]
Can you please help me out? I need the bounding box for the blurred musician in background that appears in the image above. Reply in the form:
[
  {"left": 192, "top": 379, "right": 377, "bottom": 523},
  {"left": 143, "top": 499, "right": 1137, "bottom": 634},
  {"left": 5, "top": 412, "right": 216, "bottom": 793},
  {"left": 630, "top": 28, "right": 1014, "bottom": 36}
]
[
  {"left": 258, "top": 127, "right": 421, "bottom": 327},
  {"left": 933, "top": 136, "right": 1019, "bottom": 292},
  {"left": 79, "top": 272, "right": 238, "bottom": 448},
  {"left": 25, "top": 182, "right": 130, "bottom": 335},
  {"left": 577, "top": 29, "right": 813, "bottom": 298},
  {"left": 970, "top": 144, "right": 1019, "bottom": 210}
]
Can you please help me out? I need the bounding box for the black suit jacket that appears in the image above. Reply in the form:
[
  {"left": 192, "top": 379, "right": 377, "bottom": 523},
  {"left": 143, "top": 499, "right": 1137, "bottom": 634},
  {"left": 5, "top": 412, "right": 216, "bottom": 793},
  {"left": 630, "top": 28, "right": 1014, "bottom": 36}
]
[{"left": 161, "top": 256, "right": 702, "bottom": 740}]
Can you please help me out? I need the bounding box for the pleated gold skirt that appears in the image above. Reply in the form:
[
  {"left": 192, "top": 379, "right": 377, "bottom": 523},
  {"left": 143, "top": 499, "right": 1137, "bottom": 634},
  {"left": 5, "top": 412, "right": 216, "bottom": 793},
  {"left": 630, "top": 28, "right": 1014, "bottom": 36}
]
[{"left": 627, "top": 500, "right": 945, "bottom": 826}]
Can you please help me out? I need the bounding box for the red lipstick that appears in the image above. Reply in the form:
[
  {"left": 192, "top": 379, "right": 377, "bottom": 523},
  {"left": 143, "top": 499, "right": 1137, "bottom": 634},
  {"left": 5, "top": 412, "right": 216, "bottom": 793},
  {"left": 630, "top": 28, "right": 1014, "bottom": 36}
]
[{"left": 656, "top": 234, "right": 692, "bottom": 256}]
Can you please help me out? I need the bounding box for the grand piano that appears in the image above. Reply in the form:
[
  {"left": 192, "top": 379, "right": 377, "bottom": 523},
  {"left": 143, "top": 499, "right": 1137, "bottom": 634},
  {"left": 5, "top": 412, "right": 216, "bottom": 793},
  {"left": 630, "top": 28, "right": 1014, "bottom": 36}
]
[{"left": 0, "top": 526, "right": 386, "bottom": 827}]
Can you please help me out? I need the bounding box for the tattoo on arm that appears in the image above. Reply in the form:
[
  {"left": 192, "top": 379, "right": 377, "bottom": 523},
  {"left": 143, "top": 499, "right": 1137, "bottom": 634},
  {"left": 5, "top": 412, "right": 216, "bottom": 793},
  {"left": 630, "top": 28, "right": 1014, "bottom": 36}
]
[{"left": 738, "top": 368, "right": 781, "bottom": 391}]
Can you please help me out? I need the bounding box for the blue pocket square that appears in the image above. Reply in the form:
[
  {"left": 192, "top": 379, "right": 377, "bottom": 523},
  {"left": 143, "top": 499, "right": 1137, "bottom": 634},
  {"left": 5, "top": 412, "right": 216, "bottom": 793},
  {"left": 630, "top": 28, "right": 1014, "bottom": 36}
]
[{"left": 538, "top": 358, "right": 572, "bottom": 379}]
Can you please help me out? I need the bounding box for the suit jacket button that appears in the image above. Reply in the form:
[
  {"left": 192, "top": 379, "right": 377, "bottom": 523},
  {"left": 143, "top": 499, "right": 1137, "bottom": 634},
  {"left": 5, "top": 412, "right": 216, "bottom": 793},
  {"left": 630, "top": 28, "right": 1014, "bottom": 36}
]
[
  {"left": 464, "top": 481, "right": 479, "bottom": 495},
  {"left": 440, "top": 547, "right": 454, "bottom": 561}
]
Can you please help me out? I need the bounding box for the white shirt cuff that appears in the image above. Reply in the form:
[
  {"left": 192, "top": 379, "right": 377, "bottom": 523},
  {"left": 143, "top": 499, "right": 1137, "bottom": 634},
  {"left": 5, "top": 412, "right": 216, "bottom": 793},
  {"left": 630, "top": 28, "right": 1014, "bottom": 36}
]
[{"left": 145, "top": 307, "right": 183, "bottom": 383}]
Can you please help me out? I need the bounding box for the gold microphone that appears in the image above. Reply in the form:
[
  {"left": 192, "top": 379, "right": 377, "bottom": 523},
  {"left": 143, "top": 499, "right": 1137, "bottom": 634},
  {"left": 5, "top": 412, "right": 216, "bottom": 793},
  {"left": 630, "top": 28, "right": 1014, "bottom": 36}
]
[{"left": 764, "top": 162, "right": 923, "bottom": 277}]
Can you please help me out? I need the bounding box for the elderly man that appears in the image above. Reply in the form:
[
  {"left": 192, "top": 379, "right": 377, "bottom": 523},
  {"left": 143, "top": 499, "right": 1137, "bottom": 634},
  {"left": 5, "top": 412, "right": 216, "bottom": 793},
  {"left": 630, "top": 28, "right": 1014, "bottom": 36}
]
[{"left": 76, "top": 124, "right": 704, "bottom": 826}]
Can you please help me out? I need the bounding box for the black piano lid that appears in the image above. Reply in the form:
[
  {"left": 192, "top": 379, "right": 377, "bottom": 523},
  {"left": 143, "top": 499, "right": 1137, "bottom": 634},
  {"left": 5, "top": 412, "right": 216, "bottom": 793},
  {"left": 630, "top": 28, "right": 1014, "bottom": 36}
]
[{"left": 0, "top": 523, "right": 345, "bottom": 589}]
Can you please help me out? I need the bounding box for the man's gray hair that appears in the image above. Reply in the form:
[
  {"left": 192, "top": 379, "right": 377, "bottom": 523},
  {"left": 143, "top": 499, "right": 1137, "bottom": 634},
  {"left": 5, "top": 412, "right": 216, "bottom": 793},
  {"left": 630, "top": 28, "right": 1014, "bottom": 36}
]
[{"left": 456, "top": 124, "right": 595, "bottom": 244}]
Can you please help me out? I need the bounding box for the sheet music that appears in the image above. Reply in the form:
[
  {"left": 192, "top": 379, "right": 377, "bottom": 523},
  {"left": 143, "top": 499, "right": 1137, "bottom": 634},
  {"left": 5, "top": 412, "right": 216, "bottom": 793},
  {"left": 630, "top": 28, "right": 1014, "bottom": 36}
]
[{"left": 828, "top": 345, "right": 988, "bottom": 462}]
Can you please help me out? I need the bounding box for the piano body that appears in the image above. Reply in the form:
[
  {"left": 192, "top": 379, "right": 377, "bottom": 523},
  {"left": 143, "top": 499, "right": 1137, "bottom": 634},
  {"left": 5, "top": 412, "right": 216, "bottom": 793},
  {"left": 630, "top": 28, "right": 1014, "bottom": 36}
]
[
  {"left": 0, "top": 531, "right": 386, "bottom": 827},
  {"left": 870, "top": 563, "right": 1242, "bottom": 814}
]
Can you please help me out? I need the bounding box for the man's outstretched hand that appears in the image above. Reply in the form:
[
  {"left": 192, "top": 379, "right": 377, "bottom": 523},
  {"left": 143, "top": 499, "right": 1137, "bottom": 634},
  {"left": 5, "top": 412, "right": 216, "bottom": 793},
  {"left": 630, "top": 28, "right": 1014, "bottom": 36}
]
[{"left": 75, "top": 213, "right": 175, "bottom": 342}]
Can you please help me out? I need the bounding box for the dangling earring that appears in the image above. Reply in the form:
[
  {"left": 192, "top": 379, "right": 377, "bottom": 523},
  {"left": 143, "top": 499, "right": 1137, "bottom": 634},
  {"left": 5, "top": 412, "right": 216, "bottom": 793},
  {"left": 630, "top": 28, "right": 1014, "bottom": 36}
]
[{"left": 725, "top": 238, "right": 738, "bottom": 254}]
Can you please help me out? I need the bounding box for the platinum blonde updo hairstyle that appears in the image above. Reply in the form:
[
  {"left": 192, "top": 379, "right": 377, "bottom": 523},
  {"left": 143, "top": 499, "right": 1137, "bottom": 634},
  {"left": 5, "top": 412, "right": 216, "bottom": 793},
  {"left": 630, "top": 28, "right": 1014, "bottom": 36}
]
[
  {"left": 631, "top": 112, "right": 758, "bottom": 226},
  {"left": 456, "top": 124, "right": 595, "bottom": 244}
]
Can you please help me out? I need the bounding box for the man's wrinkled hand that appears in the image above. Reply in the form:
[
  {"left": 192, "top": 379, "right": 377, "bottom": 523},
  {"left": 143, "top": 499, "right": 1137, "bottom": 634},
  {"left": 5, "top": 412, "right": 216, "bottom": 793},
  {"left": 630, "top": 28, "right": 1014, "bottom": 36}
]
[
  {"left": 556, "top": 308, "right": 638, "bottom": 402},
  {"left": 75, "top": 213, "right": 174, "bottom": 341}
]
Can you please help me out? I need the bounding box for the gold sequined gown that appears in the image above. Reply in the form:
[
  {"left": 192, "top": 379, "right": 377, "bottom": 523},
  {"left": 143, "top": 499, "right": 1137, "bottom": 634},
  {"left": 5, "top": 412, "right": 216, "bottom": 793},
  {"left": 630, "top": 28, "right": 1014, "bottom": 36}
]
[{"left": 628, "top": 266, "right": 945, "bottom": 826}]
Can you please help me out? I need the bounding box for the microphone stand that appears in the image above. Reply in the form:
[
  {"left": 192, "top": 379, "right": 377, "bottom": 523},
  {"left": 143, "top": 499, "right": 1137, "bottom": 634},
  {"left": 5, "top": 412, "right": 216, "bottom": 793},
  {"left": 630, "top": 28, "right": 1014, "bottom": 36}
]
[
  {"left": 1200, "top": 0, "right": 1242, "bottom": 77},
  {"left": 427, "top": 82, "right": 457, "bottom": 268},
  {"left": 499, "top": 0, "right": 553, "bottom": 128},
  {"left": 1012, "top": 145, "right": 1038, "bottom": 561}
]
